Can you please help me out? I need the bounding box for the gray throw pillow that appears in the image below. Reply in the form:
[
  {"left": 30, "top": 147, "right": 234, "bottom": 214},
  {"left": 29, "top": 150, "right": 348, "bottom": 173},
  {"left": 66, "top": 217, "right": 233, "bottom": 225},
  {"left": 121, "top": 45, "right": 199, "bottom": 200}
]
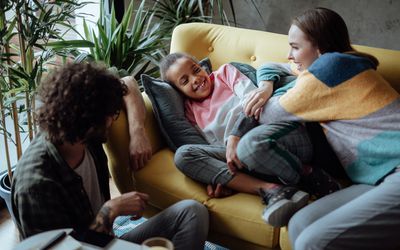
[{"left": 141, "top": 74, "right": 208, "bottom": 151}]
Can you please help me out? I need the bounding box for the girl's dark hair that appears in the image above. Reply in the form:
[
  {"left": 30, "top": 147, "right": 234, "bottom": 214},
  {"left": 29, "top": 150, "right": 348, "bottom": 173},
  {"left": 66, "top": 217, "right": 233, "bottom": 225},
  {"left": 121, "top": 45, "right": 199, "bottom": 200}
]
[
  {"left": 159, "top": 52, "right": 198, "bottom": 81},
  {"left": 293, "top": 7, "right": 379, "bottom": 68},
  {"left": 37, "top": 63, "right": 127, "bottom": 144}
]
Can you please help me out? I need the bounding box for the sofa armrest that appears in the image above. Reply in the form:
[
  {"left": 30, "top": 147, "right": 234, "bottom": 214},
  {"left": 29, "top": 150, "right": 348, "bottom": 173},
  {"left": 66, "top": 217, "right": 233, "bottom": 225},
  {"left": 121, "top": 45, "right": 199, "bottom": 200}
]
[{"left": 104, "top": 93, "right": 165, "bottom": 193}]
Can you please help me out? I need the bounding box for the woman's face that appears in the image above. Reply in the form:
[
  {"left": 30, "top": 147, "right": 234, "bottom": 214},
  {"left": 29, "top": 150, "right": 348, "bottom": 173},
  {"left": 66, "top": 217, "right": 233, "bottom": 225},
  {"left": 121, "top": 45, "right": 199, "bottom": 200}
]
[
  {"left": 166, "top": 57, "right": 213, "bottom": 100},
  {"left": 287, "top": 25, "right": 320, "bottom": 71}
]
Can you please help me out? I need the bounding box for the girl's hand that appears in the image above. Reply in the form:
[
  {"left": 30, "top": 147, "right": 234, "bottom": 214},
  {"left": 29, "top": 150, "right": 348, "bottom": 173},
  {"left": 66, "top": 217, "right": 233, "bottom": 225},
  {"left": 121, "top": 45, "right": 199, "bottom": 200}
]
[
  {"left": 243, "top": 80, "right": 273, "bottom": 119},
  {"left": 226, "top": 135, "right": 243, "bottom": 174}
]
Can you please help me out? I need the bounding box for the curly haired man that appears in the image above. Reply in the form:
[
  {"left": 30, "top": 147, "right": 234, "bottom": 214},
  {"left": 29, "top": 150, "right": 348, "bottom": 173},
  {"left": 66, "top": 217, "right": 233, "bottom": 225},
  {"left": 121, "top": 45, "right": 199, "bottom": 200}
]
[{"left": 11, "top": 63, "right": 209, "bottom": 250}]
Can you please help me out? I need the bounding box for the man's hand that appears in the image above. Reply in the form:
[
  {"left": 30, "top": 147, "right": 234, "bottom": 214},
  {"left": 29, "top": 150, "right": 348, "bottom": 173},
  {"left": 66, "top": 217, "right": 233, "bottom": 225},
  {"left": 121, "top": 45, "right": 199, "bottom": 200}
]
[
  {"left": 108, "top": 191, "right": 149, "bottom": 219},
  {"left": 226, "top": 135, "right": 243, "bottom": 175},
  {"left": 129, "top": 128, "right": 152, "bottom": 171},
  {"left": 242, "top": 80, "right": 273, "bottom": 119},
  {"left": 90, "top": 192, "right": 149, "bottom": 234}
]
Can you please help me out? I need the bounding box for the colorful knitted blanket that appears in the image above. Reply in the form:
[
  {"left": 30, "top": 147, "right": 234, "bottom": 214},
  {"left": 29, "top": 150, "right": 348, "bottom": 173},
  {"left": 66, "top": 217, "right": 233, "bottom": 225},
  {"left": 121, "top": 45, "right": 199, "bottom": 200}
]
[{"left": 260, "top": 52, "right": 400, "bottom": 185}]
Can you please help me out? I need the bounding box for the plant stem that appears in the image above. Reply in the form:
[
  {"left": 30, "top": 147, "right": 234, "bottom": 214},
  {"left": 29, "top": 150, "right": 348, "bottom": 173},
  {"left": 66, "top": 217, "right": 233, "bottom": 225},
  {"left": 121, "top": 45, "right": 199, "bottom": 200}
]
[
  {"left": 12, "top": 6, "right": 25, "bottom": 159},
  {"left": 0, "top": 92, "right": 12, "bottom": 180},
  {"left": 23, "top": 1, "right": 34, "bottom": 140},
  {"left": 10, "top": 97, "right": 22, "bottom": 159}
]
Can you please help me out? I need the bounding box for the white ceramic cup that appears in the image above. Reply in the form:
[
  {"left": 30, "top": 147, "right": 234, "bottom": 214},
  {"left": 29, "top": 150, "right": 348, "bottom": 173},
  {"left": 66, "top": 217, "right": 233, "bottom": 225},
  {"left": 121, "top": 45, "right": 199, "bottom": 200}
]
[{"left": 141, "top": 237, "right": 174, "bottom": 250}]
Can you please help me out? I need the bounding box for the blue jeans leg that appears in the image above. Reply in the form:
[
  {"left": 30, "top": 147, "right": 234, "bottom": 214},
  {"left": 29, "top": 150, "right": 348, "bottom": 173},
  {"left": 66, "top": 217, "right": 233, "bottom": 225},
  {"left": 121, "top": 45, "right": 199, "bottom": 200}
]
[{"left": 290, "top": 171, "right": 400, "bottom": 250}]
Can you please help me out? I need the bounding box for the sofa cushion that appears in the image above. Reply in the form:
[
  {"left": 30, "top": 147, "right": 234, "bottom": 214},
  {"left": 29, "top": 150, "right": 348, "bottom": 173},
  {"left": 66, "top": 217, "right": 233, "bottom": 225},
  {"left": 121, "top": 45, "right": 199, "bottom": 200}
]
[
  {"left": 204, "top": 193, "right": 279, "bottom": 248},
  {"left": 135, "top": 149, "right": 210, "bottom": 207}
]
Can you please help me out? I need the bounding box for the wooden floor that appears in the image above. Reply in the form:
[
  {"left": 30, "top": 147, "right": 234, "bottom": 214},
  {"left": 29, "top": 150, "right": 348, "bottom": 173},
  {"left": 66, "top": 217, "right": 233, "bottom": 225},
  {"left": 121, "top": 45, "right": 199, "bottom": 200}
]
[
  {"left": 0, "top": 208, "right": 19, "bottom": 250},
  {"left": 0, "top": 178, "right": 121, "bottom": 250}
]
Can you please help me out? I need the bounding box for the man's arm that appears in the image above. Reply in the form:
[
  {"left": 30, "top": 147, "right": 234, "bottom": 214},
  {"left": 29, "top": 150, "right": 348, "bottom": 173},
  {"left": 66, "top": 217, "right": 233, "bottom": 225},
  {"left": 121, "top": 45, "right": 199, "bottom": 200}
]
[
  {"left": 14, "top": 188, "right": 74, "bottom": 239},
  {"left": 121, "top": 76, "right": 152, "bottom": 171}
]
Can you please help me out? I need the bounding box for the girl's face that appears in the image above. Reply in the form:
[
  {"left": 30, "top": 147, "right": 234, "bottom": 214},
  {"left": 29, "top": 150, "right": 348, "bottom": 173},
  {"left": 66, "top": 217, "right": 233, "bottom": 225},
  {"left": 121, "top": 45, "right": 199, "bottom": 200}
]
[
  {"left": 287, "top": 24, "right": 320, "bottom": 71},
  {"left": 166, "top": 57, "right": 213, "bottom": 100}
]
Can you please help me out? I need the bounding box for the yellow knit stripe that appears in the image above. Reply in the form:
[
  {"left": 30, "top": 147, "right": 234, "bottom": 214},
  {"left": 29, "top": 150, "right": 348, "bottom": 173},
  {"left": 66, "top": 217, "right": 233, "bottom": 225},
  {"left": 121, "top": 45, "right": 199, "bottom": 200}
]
[{"left": 280, "top": 69, "right": 399, "bottom": 121}]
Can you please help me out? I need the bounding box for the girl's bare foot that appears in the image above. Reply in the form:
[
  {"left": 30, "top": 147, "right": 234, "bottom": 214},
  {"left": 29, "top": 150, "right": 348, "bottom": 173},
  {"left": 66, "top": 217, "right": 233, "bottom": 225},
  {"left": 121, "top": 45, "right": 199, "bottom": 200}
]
[{"left": 207, "top": 183, "right": 235, "bottom": 198}]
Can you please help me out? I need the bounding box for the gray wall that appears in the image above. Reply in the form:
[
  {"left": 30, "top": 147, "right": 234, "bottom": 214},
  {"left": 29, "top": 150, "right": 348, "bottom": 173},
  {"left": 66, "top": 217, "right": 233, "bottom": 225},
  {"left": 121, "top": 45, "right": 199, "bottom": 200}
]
[{"left": 225, "top": 0, "right": 400, "bottom": 50}]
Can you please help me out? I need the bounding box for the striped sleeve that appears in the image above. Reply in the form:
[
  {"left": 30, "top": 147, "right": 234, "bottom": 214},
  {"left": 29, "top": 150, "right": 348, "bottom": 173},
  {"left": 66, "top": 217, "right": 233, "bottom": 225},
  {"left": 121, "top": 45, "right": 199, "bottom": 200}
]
[{"left": 257, "top": 62, "right": 292, "bottom": 84}]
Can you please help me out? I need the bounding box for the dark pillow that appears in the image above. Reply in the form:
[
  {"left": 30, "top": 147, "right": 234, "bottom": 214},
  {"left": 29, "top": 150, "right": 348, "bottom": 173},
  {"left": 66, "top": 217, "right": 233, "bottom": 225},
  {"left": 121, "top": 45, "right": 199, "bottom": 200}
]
[
  {"left": 141, "top": 74, "right": 208, "bottom": 151},
  {"left": 199, "top": 57, "right": 212, "bottom": 74}
]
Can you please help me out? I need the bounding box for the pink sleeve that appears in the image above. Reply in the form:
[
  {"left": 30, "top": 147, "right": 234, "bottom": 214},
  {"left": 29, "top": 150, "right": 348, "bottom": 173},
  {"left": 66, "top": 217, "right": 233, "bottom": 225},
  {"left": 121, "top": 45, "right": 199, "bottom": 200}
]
[{"left": 214, "top": 64, "right": 250, "bottom": 91}]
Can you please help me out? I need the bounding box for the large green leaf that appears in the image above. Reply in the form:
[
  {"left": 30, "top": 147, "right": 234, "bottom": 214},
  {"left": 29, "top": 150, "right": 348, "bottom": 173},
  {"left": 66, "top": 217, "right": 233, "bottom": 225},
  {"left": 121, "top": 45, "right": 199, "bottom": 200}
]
[{"left": 45, "top": 40, "right": 95, "bottom": 48}]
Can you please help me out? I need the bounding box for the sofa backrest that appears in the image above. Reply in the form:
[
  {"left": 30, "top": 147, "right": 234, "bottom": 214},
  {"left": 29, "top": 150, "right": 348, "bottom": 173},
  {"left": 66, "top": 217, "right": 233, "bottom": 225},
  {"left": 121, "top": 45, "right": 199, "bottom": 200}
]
[{"left": 170, "top": 23, "right": 400, "bottom": 93}]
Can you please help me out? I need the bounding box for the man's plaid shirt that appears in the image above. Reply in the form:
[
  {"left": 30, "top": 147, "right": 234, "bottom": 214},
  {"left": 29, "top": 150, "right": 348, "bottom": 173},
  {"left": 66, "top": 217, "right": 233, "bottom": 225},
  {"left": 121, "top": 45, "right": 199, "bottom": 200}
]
[{"left": 11, "top": 132, "right": 111, "bottom": 239}]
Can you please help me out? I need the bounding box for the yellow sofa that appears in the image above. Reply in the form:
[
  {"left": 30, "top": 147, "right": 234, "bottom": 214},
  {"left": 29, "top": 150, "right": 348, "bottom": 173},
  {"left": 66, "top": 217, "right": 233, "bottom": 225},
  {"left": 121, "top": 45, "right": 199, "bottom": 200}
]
[{"left": 104, "top": 23, "right": 400, "bottom": 250}]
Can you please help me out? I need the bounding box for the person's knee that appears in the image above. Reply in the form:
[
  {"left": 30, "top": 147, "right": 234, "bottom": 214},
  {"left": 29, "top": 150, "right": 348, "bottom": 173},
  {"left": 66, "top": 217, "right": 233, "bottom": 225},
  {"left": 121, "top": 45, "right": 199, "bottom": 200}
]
[
  {"left": 294, "top": 232, "right": 319, "bottom": 250},
  {"left": 174, "top": 145, "right": 196, "bottom": 172},
  {"left": 179, "top": 200, "right": 208, "bottom": 219},
  {"left": 293, "top": 224, "right": 330, "bottom": 250},
  {"left": 289, "top": 213, "right": 325, "bottom": 250},
  {"left": 176, "top": 200, "right": 209, "bottom": 230},
  {"left": 237, "top": 129, "right": 273, "bottom": 160},
  {"left": 288, "top": 208, "right": 312, "bottom": 245}
]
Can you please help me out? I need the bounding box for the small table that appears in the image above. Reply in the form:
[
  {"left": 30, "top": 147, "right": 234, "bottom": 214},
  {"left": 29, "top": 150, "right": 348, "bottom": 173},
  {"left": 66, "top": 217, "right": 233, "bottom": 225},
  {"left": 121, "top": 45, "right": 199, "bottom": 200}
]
[{"left": 15, "top": 229, "right": 141, "bottom": 250}]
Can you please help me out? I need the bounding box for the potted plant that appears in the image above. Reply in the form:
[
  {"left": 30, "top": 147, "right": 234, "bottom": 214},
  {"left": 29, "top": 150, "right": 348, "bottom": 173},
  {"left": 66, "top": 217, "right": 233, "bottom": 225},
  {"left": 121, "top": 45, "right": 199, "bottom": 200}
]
[
  {"left": 77, "top": 0, "right": 165, "bottom": 81},
  {"left": 75, "top": 0, "right": 242, "bottom": 83},
  {"left": 151, "top": 0, "right": 237, "bottom": 38}
]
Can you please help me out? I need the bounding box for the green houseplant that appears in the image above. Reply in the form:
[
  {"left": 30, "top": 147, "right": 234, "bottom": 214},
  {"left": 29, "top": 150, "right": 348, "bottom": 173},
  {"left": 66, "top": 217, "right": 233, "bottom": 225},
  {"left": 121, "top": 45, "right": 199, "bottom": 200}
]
[
  {"left": 76, "top": 0, "right": 165, "bottom": 82},
  {"left": 76, "top": 0, "right": 241, "bottom": 83},
  {"left": 150, "top": 0, "right": 236, "bottom": 38}
]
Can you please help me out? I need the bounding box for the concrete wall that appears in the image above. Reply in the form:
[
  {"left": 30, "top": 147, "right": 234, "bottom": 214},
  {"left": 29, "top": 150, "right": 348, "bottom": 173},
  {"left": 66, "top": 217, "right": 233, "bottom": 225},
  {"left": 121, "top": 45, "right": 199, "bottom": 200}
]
[{"left": 225, "top": 0, "right": 400, "bottom": 50}]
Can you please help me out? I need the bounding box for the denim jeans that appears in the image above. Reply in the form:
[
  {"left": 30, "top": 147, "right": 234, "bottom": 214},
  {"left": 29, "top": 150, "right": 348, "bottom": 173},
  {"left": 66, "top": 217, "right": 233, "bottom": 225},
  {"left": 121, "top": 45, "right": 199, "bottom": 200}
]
[{"left": 289, "top": 170, "right": 400, "bottom": 250}]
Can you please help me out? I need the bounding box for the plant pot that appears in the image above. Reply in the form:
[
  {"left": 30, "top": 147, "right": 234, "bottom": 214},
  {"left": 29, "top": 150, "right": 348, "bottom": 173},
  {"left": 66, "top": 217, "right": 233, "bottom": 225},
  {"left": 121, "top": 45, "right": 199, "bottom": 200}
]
[
  {"left": 0, "top": 168, "right": 15, "bottom": 220},
  {"left": 0, "top": 195, "right": 5, "bottom": 209}
]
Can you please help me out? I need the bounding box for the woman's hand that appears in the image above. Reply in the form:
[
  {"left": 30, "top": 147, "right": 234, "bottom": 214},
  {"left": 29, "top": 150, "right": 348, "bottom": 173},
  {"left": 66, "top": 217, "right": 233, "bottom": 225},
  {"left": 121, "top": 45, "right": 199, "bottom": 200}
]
[
  {"left": 226, "top": 135, "right": 243, "bottom": 174},
  {"left": 242, "top": 80, "right": 273, "bottom": 119}
]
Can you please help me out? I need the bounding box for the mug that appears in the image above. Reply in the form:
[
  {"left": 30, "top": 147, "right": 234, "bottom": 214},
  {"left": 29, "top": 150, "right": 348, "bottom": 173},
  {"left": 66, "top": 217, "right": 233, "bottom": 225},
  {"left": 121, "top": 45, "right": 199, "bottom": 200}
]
[{"left": 141, "top": 237, "right": 174, "bottom": 250}]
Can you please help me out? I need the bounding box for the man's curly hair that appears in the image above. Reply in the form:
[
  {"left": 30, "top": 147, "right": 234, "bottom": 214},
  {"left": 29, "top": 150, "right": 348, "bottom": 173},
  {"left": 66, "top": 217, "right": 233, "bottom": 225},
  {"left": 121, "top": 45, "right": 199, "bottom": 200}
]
[{"left": 37, "top": 63, "right": 127, "bottom": 144}]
